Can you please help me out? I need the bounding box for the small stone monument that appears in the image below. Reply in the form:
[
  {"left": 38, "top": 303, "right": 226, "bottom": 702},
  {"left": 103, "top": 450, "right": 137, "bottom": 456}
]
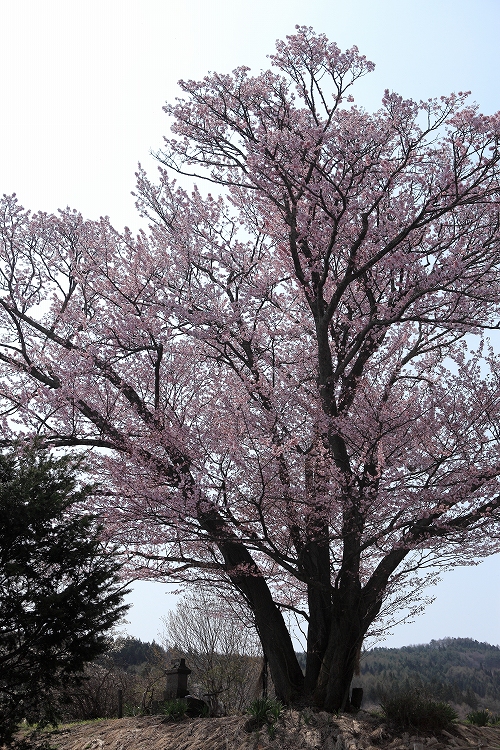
[{"left": 164, "top": 658, "right": 192, "bottom": 700}]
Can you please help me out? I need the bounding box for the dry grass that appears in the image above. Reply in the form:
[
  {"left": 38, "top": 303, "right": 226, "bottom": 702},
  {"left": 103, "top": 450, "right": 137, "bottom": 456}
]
[{"left": 12, "top": 710, "right": 500, "bottom": 750}]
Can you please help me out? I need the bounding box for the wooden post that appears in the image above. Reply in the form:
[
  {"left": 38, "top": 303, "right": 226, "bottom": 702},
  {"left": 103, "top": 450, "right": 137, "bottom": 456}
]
[
  {"left": 117, "top": 688, "right": 123, "bottom": 718},
  {"left": 351, "top": 687, "right": 363, "bottom": 710},
  {"left": 262, "top": 653, "right": 268, "bottom": 700}
]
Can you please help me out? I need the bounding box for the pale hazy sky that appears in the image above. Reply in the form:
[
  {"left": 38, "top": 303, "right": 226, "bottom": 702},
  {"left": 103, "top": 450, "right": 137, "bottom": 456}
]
[{"left": 2, "top": 0, "right": 500, "bottom": 649}]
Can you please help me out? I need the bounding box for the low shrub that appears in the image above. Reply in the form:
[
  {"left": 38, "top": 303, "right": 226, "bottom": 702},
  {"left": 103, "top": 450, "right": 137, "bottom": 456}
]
[
  {"left": 246, "top": 697, "right": 284, "bottom": 733},
  {"left": 161, "top": 698, "right": 188, "bottom": 721},
  {"left": 467, "top": 709, "right": 498, "bottom": 726},
  {"left": 380, "top": 689, "right": 458, "bottom": 731}
]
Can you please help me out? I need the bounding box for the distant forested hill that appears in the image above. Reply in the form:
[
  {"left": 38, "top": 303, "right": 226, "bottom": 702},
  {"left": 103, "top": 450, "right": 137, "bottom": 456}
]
[
  {"left": 110, "top": 637, "right": 167, "bottom": 670},
  {"left": 355, "top": 638, "right": 500, "bottom": 714}
]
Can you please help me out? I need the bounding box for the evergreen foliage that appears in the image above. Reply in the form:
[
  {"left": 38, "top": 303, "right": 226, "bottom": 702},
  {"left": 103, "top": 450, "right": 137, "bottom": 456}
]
[
  {"left": 110, "top": 637, "right": 166, "bottom": 669},
  {"left": 0, "top": 445, "right": 129, "bottom": 742}
]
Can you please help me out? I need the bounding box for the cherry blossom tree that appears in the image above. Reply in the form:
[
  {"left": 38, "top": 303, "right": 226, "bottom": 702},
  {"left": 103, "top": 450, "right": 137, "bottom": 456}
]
[{"left": 2, "top": 26, "right": 500, "bottom": 711}]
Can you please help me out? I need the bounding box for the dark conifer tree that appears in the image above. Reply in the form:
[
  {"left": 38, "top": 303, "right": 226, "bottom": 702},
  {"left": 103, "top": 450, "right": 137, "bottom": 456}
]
[{"left": 0, "top": 445, "right": 129, "bottom": 743}]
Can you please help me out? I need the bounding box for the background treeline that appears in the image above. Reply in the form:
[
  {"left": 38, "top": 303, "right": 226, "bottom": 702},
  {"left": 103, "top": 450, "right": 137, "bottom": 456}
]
[
  {"left": 57, "top": 637, "right": 170, "bottom": 721},
  {"left": 356, "top": 638, "right": 500, "bottom": 715},
  {"left": 58, "top": 635, "right": 262, "bottom": 720},
  {"left": 58, "top": 636, "right": 500, "bottom": 720},
  {"left": 56, "top": 590, "right": 265, "bottom": 721}
]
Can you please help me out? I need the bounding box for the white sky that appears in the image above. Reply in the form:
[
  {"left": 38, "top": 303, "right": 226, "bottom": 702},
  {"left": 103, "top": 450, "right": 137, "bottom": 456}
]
[{"left": 2, "top": 0, "right": 500, "bottom": 649}]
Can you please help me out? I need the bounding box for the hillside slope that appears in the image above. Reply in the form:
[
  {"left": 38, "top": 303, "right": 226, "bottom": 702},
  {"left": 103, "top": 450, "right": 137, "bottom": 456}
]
[{"left": 356, "top": 639, "right": 500, "bottom": 713}]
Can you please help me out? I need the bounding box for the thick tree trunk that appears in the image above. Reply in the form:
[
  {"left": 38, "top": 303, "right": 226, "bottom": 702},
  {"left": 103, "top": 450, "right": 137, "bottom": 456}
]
[
  {"left": 250, "top": 592, "right": 304, "bottom": 705},
  {"left": 197, "top": 505, "right": 404, "bottom": 711},
  {"left": 312, "top": 589, "right": 365, "bottom": 712},
  {"left": 232, "top": 576, "right": 305, "bottom": 704},
  {"left": 301, "top": 538, "right": 332, "bottom": 699},
  {"left": 304, "top": 583, "right": 332, "bottom": 698},
  {"left": 322, "top": 622, "right": 363, "bottom": 711},
  {"left": 199, "top": 508, "right": 304, "bottom": 704},
  {"left": 216, "top": 532, "right": 366, "bottom": 710}
]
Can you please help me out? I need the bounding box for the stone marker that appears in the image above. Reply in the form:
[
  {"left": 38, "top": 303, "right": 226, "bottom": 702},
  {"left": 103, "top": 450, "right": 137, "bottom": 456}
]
[{"left": 164, "top": 658, "right": 192, "bottom": 700}]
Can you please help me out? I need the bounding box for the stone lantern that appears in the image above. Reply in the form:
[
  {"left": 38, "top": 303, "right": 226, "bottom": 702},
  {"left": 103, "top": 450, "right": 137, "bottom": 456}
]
[{"left": 164, "top": 658, "right": 192, "bottom": 700}]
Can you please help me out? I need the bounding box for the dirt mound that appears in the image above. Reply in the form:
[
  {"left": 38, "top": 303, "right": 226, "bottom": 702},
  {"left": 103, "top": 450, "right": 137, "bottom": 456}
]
[{"left": 18, "top": 711, "right": 500, "bottom": 750}]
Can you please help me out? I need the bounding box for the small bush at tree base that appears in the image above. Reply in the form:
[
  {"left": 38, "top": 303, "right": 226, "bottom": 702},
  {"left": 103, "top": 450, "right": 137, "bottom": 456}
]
[
  {"left": 380, "top": 690, "right": 458, "bottom": 731},
  {"left": 246, "top": 697, "right": 284, "bottom": 731},
  {"left": 161, "top": 699, "right": 188, "bottom": 721},
  {"left": 467, "top": 709, "right": 494, "bottom": 726},
  {"left": 266, "top": 699, "right": 284, "bottom": 724},
  {"left": 267, "top": 722, "right": 277, "bottom": 739}
]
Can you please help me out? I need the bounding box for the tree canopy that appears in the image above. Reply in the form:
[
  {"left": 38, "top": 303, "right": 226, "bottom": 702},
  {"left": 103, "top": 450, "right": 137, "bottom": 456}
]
[
  {"left": 1, "top": 26, "right": 500, "bottom": 710},
  {"left": 0, "top": 445, "right": 129, "bottom": 742}
]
